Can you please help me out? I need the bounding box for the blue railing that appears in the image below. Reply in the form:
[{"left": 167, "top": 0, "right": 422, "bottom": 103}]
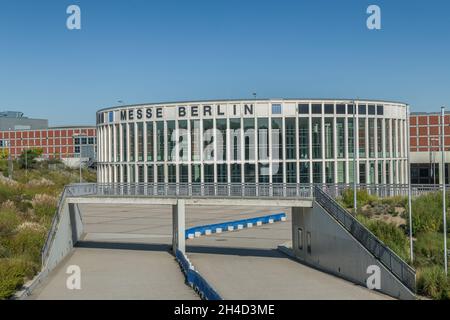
[
  {"left": 175, "top": 250, "right": 222, "bottom": 300},
  {"left": 185, "top": 213, "right": 286, "bottom": 239}
]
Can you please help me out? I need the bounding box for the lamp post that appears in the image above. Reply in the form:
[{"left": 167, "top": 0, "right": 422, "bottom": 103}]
[
  {"left": 353, "top": 100, "right": 358, "bottom": 214},
  {"left": 406, "top": 105, "right": 414, "bottom": 262},
  {"left": 441, "top": 106, "right": 448, "bottom": 275},
  {"left": 8, "top": 128, "right": 13, "bottom": 179}
]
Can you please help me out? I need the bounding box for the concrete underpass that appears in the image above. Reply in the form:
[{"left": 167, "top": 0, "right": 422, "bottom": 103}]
[{"left": 29, "top": 203, "right": 391, "bottom": 300}]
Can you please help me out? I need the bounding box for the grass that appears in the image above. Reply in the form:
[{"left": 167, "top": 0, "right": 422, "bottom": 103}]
[{"left": 0, "top": 159, "right": 95, "bottom": 299}]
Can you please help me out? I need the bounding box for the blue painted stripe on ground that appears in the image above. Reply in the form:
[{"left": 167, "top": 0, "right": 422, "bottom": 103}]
[{"left": 185, "top": 213, "right": 286, "bottom": 239}]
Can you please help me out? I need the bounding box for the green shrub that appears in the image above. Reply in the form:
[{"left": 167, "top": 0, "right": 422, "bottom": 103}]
[
  {"left": 357, "top": 215, "right": 410, "bottom": 262},
  {"left": 7, "top": 228, "right": 46, "bottom": 264},
  {"left": 417, "top": 265, "right": 450, "bottom": 300},
  {"left": 340, "top": 189, "right": 377, "bottom": 209},
  {"left": 0, "top": 258, "right": 37, "bottom": 300},
  {"left": 0, "top": 209, "right": 20, "bottom": 238},
  {"left": 411, "top": 192, "right": 450, "bottom": 234},
  {"left": 414, "top": 232, "right": 447, "bottom": 268}
]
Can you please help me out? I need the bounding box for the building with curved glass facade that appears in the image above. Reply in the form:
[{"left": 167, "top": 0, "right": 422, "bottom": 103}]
[{"left": 96, "top": 99, "right": 408, "bottom": 185}]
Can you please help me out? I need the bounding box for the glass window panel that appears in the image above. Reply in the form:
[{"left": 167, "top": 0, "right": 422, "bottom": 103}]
[
  {"left": 244, "top": 118, "right": 255, "bottom": 161},
  {"left": 313, "top": 162, "right": 322, "bottom": 183},
  {"left": 336, "top": 118, "right": 345, "bottom": 158},
  {"left": 204, "top": 164, "right": 214, "bottom": 183},
  {"left": 190, "top": 120, "right": 201, "bottom": 161},
  {"left": 369, "top": 161, "right": 375, "bottom": 184},
  {"left": 258, "top": 118, "right": 269, "bottom": 161},
  {"left": 231, "top": 164, "right": 241, "bottom": 183},
  {"left": 168, "top": 164, "right": 176, "bottom": 183},
  {"left": 324, "top": 104, "right": 334, "bottom": 114},
  {"left": 147, "top": 164, "right": 154, "bottom": 183},
  {"left": 180, "top": 164, "right": 189, "bottom": 183},
  {"left": 167, "top": 121, "right": 176, "bottom": 161},
  {"left": 337, "top": 162, "right": 346, "bottom": 183},
  {"left": 299, "top": 118, "right": 309, "bottom": 159},
  {"left": 336, "top": 104, "right": 346, "bottom": 114},
  {"left": 312, "top": 118, "right": 322, "bottom": 159},
  {"left": 244, "top": 163, "right": 256, "bottom": 183},
  {"left": 359, "top": 118, "right": 366, "bottom": 158},
  {"left": 271, "top": 118, "right": 283, "bottom": 161},
  {"left": 157, "top": 164, "right": 164, "bottom": 183},
  {"left": 312, "top": 104, "right": 322, "bottom": 114},
  {"left": 138, "top": 165, "right": 144, "bottom": 183},
  {"left": 216, "top": 119, "right": 227, "bottom": 161},
  {"left": 203, "top": 119, "right": 214, "bottom": 161},
  {"left": 192, "top": 164, "right": 201, "bottom": 183},
  {"left": 272, "top": 163, "right": 283, "bottom": 183},
  {"left": 359, "top": 163, "right": 366, "bottom": 184},
  {"left": 324, "top": 118, "right": 334, "bottom": 159},
  {"left": 386, "top": 120, "right": 391, "bottom": 157},
  {"left": 129, "top": 123, "right": 135, "bottom": 162},
  {"left": 146, "top": 122, "right": 154, "bottom": 161},
  {"left": 369, "top": 119, "right": 375, "bottom": 158},
  {"left": 299, "top": 162, "right": 310, "bottom": 184},
  {"left": 258, "top": 163, "right": 270, "bottom": 183},
  {"left": 178, "top": 120, "right": 188, "bottom": 161},
  {"left": 368, "top": 105, "right": 376, "bottom": 115},
  {"left": 286, "top": 162, "right": 297, "bottom": 183},
  {"left": 217, "top": 164, "right": 227, "bottom": 183},
  {"left": 156, "top": 121, "right": 164, "bottom": 161},
  {"left": 298, "top": 104, "right": 309, "bottom": 114},
  {"left": 358, "top": 104, "right": 367, "bottom": 115},
  {"left": 377, "top": 105, "right": 384, "bottom": 115},
  {"left": 137, "top": 122, "right": 144, "bottom": 161},
  {"left": 325, "top": 162, "right": 334, "bottom": 183},
  {"left": 377, "top": 119, "right": 383, "bottom": 157},
  {"left": 115, "top": 124, "right": 120, "bottom": 162},
  {"left": 122, "top": 124, "right": 127, "bottom": 161},
  {"left": 230, "top": 119, "right": 241, "bottom": 161},
  {"left": 285, "top": 118, "right": 296, "bottom": 160}
]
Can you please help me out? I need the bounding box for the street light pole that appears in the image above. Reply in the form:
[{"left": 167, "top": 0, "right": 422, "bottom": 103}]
[
  {"left": 79, "top": 144, "right": 82, "bottom": 184},
  {"left": 406, "top": 105, "right": 414, "bottom": 262},
  {"left": 353, "top": 100, "right": 358, "bottom": 214},
  {"left": 441, "top": 106, "right": 448, "bottom": 275}
]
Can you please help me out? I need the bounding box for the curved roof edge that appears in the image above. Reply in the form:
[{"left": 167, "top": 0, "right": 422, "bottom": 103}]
[{"left": 97, "top": 98, "right": 408, "bottom": 113}]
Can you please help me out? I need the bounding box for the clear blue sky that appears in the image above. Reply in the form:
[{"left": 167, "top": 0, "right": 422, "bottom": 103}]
[{"left": 1, "top": 0, "right": 449, "bottom": 126}]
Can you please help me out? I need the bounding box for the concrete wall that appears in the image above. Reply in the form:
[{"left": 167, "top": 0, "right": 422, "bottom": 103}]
[
  {"left": 291, "top": 203, "right": 415, "bottom": 300},
  {"left": 43, "top": 200, "right": 84, "bottom": 274}
]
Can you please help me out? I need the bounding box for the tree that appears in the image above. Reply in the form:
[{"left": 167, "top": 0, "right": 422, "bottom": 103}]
[{"left": 18, "top": 148, "right": 43, "bottom": 169}]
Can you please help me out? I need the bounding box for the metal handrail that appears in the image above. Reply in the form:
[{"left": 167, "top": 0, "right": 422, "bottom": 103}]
[{"left": 314, "top": 186, "right": 416, "bottom": 292}]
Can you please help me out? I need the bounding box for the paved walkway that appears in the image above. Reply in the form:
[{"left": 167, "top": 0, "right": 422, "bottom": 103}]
[{"left": 186, "top": 213, "right": 392, "bottom": 300}]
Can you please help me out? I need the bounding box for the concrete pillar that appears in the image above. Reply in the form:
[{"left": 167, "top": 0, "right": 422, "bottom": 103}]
[{"left": 172, "top": 199, "right": 186, "bottom": 254}]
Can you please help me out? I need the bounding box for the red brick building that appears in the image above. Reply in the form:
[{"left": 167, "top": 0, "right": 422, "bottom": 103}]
[
  {"left": 0, "top": 126, "right": 96, "bottom": 160},
  {"left": 410, "top": 112, "right": 450, "bottom": 184}
]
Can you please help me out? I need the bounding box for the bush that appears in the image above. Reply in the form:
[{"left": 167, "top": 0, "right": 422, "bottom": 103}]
[
  {"left": 7, "top": 228, "right": 45, "bottom": 264},
  {"left": 340, "top": 189, "right": 377, "bottom": 209},
  {"left": 414, "top": 232, "right": 447, "bottom": 268},
  {"left": 411, "top": 192, "right": 450, "bottom": 235},
  {"left": 357, "top": 215, "right": 410, "bottom": 262},
  {"left": 0, "top": 209, "right": 20, "bottom": 238},
  {"left": 31, "top": 194, "right": 57, "bottom": 220},
  {"left": 417, "top": 265, "right": 450, "bottom": 300},
  {"left": 0, "top": 258, "right": 37, "bottom": 299}
]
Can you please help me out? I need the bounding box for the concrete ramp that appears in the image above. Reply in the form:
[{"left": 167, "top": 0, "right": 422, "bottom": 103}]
[{"left": 289, "top": 187, "right": 416, "bottom": 300}]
